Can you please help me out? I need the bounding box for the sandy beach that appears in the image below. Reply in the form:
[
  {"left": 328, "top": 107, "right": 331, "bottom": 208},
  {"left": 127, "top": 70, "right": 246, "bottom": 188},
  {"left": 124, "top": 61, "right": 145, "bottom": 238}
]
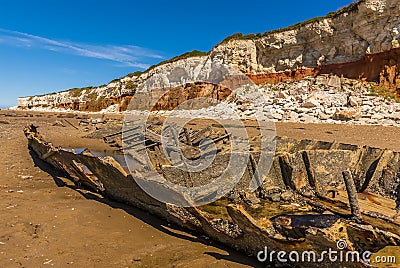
[{"left": 1, "top": 110, "right": 400, "bottom": 267}]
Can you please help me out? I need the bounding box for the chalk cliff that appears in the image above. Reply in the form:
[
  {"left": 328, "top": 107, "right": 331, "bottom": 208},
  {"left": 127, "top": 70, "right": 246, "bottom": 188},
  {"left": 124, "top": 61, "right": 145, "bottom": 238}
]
[{"left": 17, "top": 0, "right": 400, "bottom": 112}]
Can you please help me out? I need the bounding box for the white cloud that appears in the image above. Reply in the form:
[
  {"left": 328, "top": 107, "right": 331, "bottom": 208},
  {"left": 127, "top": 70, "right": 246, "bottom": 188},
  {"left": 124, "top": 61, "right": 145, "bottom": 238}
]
[{"left": 0, "top": 28, "right": 163, "bottom": 68}]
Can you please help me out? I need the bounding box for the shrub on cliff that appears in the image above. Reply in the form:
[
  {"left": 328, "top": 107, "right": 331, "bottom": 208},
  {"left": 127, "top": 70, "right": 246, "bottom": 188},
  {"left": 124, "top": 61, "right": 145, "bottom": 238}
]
[
  {"left": 146, "top": 50, "right": 209, "bottom": 72},
  {"left": 218, "top": 0, "right": 361, "bottom": 44},
  {"left": 125, "top": 81, "right": 137, "bottom": 90}
]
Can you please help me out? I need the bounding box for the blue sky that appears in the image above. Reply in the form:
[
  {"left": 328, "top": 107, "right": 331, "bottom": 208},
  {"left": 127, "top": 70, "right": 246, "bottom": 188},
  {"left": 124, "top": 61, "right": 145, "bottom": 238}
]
[{"left": 0, "top": 0, "right": 354, "bottom": 107}]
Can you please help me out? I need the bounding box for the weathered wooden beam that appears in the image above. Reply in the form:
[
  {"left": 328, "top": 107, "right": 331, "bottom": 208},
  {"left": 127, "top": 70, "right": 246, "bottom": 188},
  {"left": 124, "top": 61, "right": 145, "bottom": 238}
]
[
  {"left": 191, "top": 126, "right": 212, "bottom": 144},
  {"left": 199, "top": 133, "right": 230, "bottom": 148},
  {"left": 183, "top": 128, "right": 193, "bottom": 146},
  {"left": 102, "top": 125, "right": 141, "bottom": 139},
  {"left": 41, "top": 150, "right": 57, "bottom": 160},
  {"left": 63, "top": 119, "right": 79, "bottom": 130},
  {"left": 342, "top": 170, "right": 362, "bottom": 222}
]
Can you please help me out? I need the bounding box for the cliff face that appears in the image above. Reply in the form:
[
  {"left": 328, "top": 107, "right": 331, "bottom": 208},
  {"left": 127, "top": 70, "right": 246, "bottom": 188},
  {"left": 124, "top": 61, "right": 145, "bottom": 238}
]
[
  {"left": 17, "top": 0, "right": 400, "bottom": 111},
  {"left": 211, "top": 0, "right": 399, "bottom": 73}
]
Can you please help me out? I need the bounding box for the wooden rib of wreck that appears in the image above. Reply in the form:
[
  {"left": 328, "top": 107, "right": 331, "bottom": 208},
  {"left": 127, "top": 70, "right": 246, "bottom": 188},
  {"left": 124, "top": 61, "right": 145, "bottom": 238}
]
[{"left": 24, "top": 124, "right": 400, "bottom": 267}]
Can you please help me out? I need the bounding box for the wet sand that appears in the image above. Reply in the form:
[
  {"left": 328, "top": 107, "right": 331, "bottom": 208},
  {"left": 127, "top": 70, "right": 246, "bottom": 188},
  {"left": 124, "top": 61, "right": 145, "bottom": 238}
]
[{"left": 1, "top": 110, "right": 400, "bottom": 267}]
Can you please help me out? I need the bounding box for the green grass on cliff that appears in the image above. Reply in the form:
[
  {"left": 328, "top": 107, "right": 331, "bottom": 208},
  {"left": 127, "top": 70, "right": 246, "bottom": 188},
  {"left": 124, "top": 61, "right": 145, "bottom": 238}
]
[
  {"left": 218, "top": 0, "right": 361, "bottom": 44},
  {"left": 69, "top": 86, "right": 96, "bottom": 97},
  {"left": 126, "top": 71, "right": 144, "bottom": 78},
  {"left": 69, "top": 51, "right": 207, "bottom": 94},
  {"left": 125, "top": 81, "right": 137, "bottom": 90},
  {"left": 138, "top": 1, "right": 361, "bottom": 72},
  {"left": 145, "top": 50, "right": 209, "bottom": 72}
]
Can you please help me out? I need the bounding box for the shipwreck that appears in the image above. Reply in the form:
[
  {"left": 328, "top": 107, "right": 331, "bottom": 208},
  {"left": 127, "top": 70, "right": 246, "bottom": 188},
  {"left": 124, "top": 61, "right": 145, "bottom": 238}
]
[{"left": 24, "top": 119, "right": 400, "bottom": 267}]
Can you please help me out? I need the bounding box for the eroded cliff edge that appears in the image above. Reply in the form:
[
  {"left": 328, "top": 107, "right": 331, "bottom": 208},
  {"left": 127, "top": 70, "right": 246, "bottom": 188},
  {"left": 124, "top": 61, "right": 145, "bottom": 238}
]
[
  {"left": 212, "top": 0, "right": 400, "bottom": 86},
  {"left": 18, "top": 0, "right": 400, "bottom": 112}
]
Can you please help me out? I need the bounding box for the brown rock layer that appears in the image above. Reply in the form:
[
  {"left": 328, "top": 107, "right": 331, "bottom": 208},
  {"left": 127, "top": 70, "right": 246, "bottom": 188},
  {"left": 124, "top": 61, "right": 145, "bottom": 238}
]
[
  {"left": 53, "top": 83, "right": 232, "bottom": 112},
  {"left": 320, "top": 47, "right": 400, "bottom": 94},
  {"left": 248, "top": 48, "right": 400, "bottom": 95},
  {"left": 53, "top": 95, "right": 133, "bottom": 112},
  {"left": 247, "top": 68, "right": 319, "bottom": 84},
  {"left": 151, "top": 82, "right": 232, "bottom": 111}
]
